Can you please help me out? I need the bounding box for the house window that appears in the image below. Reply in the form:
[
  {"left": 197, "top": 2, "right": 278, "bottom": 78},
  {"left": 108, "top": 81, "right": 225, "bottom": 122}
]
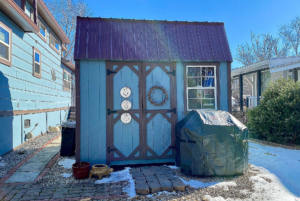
[
  {"left": 50, "top": 32, "right": 60, "bottom": 53},
  {"left": 33, "top": 47, "right": 41, "bottom": 78},
  {"left": 63, "top": 70, "right": 71, "bottom": 91},
  {"left": 186, "top": 66, "right": 217, "bottom": 110},
  {"left": 0, "top": 21, "right": 12, "bottom": 67},
  {"left": 38, "top": 19, "right": 47, "bottom": 42}
]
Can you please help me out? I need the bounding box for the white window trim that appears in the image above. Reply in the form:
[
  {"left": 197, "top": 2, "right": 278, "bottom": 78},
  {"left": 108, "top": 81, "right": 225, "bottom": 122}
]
[
  {"left": 0, "top": 21, "right": 12, "bottom": 66},
  {"left": 49, "top": 31, "right": 60, "bottom": 54},
  {"left": 33, "top": 47, "right": 41, "bottom": 78},
  {"left": 186, "top": 65, "right": 217, "bottom": 111},
  {"left": 38, "top": 19, "right": 47, "bottom": 42},
  {"left": 63, "top": 70, "right": 71, "bottom": 91}
]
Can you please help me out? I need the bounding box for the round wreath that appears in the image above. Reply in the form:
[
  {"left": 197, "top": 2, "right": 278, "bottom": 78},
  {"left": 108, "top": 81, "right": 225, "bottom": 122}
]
[{"left": 148, "top": 86, "right": 168, "bottom": 106}]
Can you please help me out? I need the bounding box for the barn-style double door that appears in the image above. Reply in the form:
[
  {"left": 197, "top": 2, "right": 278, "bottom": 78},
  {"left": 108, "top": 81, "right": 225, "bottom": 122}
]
[{"left": 106, "top": 62, "right": 177, "bottom": 165}]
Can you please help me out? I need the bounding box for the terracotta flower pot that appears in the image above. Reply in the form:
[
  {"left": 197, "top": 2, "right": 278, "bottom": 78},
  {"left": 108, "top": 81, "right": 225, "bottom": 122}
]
[{"left": 72, "top": 162, "right": 90, "bottom": 179}]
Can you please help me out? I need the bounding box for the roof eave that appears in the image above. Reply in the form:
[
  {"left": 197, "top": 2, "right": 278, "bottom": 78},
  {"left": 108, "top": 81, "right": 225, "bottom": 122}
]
[
  {"left": 35, "top": 0, "right": 70, "bottom": 44},
  {"left": 61, "top": 58, "right": 75, "bottom": 73},
  {"left": 0, "top": 0, "right": 39, "bottom": 33}
]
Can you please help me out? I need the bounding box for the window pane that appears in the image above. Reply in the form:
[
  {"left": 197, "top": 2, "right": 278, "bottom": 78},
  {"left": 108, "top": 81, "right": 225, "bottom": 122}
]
[
  {"left": 188, "top": 78, "right": 201, "bottom": 87},
  {"left": 202, "top": 77, "right": 214, "bottom": 87},
  {"left": 202, "top": 67, "right": 214, "bottom": 76},
  {"left": 55, "top": 43, "right": 59, "bottom": 50},
  {"left": 35, "top": 52, "right": 40, "bottom": 63},
  {"left": 203, "top": 89, "right": 215, "bottom": 98},
  {"left": 64, "top": 72, "right": 67, "bottom": 80},
  {"left": 39, "top": 24, "right": 46, "bottom": 37},
  {"left": 0, "top": 27, "right": 9, "bottom": 44},
  {"left": 188, "top": 99, "right": 202, "bottom": 109},
  {"left": 35, "top": 63, "right": 40, "bottom": 74},
  {"left": 0, "top": 43, "right": 9, "bottom": 60},
  {"left": 202, "top": 99, "right": 215, "bottom": 109},
  {"left": 188, "top": 89, "right": 203, "bottom": 98},
  {"left": 187, "top": 67, "right": 201, "bottom": 76}
]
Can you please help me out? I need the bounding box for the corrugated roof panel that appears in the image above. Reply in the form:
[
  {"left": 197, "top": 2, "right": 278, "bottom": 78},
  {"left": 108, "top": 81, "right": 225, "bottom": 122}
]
[
  {"left": 196, "top": 24, "right": 213, "bottom": 61},
  {"left": 74, "top": 17, "right": 232, "bottom": 62},
  {"left": 166, "top": 22, "right": 180, "bottom": 61},
  {"left": 77, "top": 18, "right": 88, "bottom": 59},
  {"left": 155, "top": 21, "right": 169, "bottom": 61},
  {"left": 111, "top": 19, "right": 123, "bottom": 60},
  {"left": 132, "top": 20, "right": 146, "bottom": 61},
  {"left": 186, "top": 23, "right": 201, "bottom": 61},
  {"left": 177, "top": 22, "right": 191, "bottom": 61},
  {"left": 144, "top": 21, "right": 157, "bottom": 61},
  {"left": 122, "top": 20, "right": 135, "bottom": 60},
  {"left": 100, "top": 19, "right": 112, "bottom": 60},
  {"left": 87, "top": 18, "right": 100, "bottom": 59}
]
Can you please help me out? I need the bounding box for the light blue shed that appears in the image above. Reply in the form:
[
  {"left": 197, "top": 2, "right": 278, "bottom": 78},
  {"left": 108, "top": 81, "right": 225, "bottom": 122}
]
[{"left": 74, "top": 17, "right": 233, "bottom": 166}]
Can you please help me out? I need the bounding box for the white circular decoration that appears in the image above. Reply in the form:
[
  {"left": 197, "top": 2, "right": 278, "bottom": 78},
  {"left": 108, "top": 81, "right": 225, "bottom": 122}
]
[
  {"left": 121, "top": 113, "right": 132, "bottom": 124},
  {"left": 120, "top": 87, "right": 131, "bottom": 98},
  {"left": 121, "top": 100, "right": 132, "bottom": 111}
]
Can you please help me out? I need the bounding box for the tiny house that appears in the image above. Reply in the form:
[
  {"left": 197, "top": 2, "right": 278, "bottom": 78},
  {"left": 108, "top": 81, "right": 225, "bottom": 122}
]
[{"left": 74, "top": 17, "right": 233, "bottom": 166}]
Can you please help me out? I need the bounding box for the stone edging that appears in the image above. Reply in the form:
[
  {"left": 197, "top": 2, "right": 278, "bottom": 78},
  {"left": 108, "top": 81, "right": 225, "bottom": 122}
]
[
  {"left": 250, "top": 138, "right": 300, "bottom": 150},
  {"left": 30, "top": 195, "right": 129, "bottom": 201},
  {"left": 0, "top": 134, "right": 62, "bottom": 185}
]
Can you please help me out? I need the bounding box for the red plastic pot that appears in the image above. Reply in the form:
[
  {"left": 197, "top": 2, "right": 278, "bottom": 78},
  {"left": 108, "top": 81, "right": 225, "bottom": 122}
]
[{"left": 72, "top": 162, "right": 90, "bottom": 179}]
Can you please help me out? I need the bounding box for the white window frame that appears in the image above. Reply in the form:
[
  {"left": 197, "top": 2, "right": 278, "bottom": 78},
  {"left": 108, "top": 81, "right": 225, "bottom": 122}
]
[
  {"left": 186, "top": 65, "right": 217, "bottom": 111},
  {"left": 0, "top": 21, "right": 12, "bottom": 67},
  {"left": 63, "top": 69, "right": 71, "bottom": 91},
  {"left": 49, "top": 31, "right": 60, "bottom": 54},
  {"left": 33, "top": 47, "right": 41, "bottom": 78},
  {"left": 38, "top": 19, "right": 47, "bottom": 42}
]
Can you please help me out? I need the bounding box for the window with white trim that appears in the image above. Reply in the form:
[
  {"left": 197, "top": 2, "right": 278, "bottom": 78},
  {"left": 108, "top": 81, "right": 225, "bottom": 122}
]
[
  {"left": 38, "top": 19, "right": 47, "bottom": 41},
  {"left": 50, "top": 32, "right": 60, "bottom": 53},
  {"left": 186, "top": 66, "right": 217, "bottom": 110},
  {"left": 33, "top": 47, "right": 41, "bottom": 78},
  {"left": 0, "top": 21, "right": 12, "bottom": 67},
  {"left": 63, "top": 70, "right": 71, "bottom": 91}
]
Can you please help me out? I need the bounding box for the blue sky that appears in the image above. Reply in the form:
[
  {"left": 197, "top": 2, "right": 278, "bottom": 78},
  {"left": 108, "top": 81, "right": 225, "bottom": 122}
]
[{"left": 84, "top": 0, "right": 300, "bottom": 69}]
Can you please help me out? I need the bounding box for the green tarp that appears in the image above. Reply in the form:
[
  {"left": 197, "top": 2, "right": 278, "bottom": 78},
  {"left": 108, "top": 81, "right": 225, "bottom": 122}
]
[{"left": 175, "top": 110, "right": 248, "bottom": 176}]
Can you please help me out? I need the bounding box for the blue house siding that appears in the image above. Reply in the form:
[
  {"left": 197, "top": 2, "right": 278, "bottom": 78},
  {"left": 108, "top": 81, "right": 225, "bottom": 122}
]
[
  {"left": 0, "top": 7, "right": 72, "bottom": 155},
  {"left": 219, "top": 62, "right": 229, "bottom": 111}
]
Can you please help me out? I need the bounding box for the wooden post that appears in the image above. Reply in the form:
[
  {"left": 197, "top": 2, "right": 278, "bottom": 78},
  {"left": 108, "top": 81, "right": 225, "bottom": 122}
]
[
  {"left": 239, "top": 74, "right": 243, "bottom": 111},
  {"left": 293, "top": 68, "right": 298, "bottom": 82},
  {"left": 257, "top": 71, "right": 261, "bottom": 105}
]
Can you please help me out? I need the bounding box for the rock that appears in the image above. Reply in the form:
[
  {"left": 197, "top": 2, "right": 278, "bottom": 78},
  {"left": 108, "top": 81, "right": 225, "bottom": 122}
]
[
  {"left": 17, "top": 148, "right": 26, "bottom": 154},
  {"left": 171, "top": 178, "right": 185, "bottom": 191},
  {"left": 135, "top": 182, "right": 149, "bottom": 195},
  {"left": 159, "top": 180, "right": 173, "bottom": 192},
  {"left": 148, "top": 181, "right": 161, "bottom": 193}
]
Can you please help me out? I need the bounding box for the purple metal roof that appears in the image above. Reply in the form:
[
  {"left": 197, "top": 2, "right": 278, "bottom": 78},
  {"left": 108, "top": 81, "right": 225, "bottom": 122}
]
[{"left": 74, "top": 17, "right": 232, "bottom": 62}]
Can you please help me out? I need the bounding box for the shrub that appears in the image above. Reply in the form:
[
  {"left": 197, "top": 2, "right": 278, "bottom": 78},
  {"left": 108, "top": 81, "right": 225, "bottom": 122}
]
[{"left": 247, "top": 78, "right": 300, "bottom": 145}]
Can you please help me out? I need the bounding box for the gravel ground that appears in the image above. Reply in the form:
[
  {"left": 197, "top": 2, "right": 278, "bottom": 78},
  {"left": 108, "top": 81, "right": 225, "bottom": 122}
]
[
  {"left": 0, "top": 132, "right": 60, "bottom": 179},
  {"left": 35, "top": 155, "right": 99, "bottom": 186}
]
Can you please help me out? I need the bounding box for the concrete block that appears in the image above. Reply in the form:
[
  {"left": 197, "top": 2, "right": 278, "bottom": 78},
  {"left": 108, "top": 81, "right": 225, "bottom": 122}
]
[
  {"left": 130, "top": 168, "right": 140, "bottom": 173},
  {"left": 145, "top": 176, "right": 158, "bottom": 182},
  {"left": 131, "top": 172, "right": 144, "bottom": 178},
  {"left": 153, "top": 170, "right": 165, "bottom": 175},
  {"left": 143, "top": 171, "right": 154, "bottom": 177},
  {"left": 148, "top": 181, "right": 161, "bottom": 194},
  {"left": 171, "top": 179, "right": 185, "bottom": 191},
  {"left": 135, "top": 183, "right": 149, "bottom": 195},
  {"left": 156, "top": 174, "right": 168, "bottom": 181},
  {"left": 135, "top": 177, "right": 146, "bottom": 183},
  {"left": 159, "top": 180, "right": 173, "bottom": 192},
  {"left": 166, "top": 174, "right": 177, "bottom": 180}
]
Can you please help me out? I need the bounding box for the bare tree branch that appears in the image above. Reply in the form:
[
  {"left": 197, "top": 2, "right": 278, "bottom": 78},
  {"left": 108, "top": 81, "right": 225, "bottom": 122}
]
[
  {"left": 279, "top": 16, "right": 300, "bottom": 55},
  {"left": 44, "top": 0, "right": 93, "bottom": 61}
]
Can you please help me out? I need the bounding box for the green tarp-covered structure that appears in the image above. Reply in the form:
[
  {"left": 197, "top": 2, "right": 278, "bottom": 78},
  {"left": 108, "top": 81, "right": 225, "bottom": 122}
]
[{"left": 175, "top": 110, "right": 248, "bottom": 176}]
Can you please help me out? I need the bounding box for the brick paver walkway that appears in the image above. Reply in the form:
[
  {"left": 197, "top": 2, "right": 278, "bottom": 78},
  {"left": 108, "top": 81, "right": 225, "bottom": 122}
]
[{"left": 0, "top": 182, "right": 128, "bottom": 201}]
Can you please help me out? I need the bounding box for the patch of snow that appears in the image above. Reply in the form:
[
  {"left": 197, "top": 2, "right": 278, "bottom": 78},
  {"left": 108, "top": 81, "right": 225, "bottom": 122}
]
[
  {"left": 146, "top": 191, "right": 176, "bottom": 197},
  {"left": 203, "top": 195, "right": 226, "bottom": 201},
  {"left": 249, "top": 142, "right": 300, "bottom": 196},
  {"left": 239, "top": 189, "right": 249, "bottom": 195},
  {"left": 61, "top": 173, "right": 71, "bottom": 178},
  {"left": 166, "top": 165, "right": 180, "bottom": 170},
  {"left": 58, "top": 158, "right": 75, "bottom": 169},
  {"left": 247, "top": 164, "right": 300, "bottom": 201},
  {"left": 179, "top": 177, "right": 218, "bottom": 188},
  {"left": 0, "top": 156, "right": 2, "bottom": 160},
  {"left": 95, "top": 167, "right": 136, "bottom": 198}
]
